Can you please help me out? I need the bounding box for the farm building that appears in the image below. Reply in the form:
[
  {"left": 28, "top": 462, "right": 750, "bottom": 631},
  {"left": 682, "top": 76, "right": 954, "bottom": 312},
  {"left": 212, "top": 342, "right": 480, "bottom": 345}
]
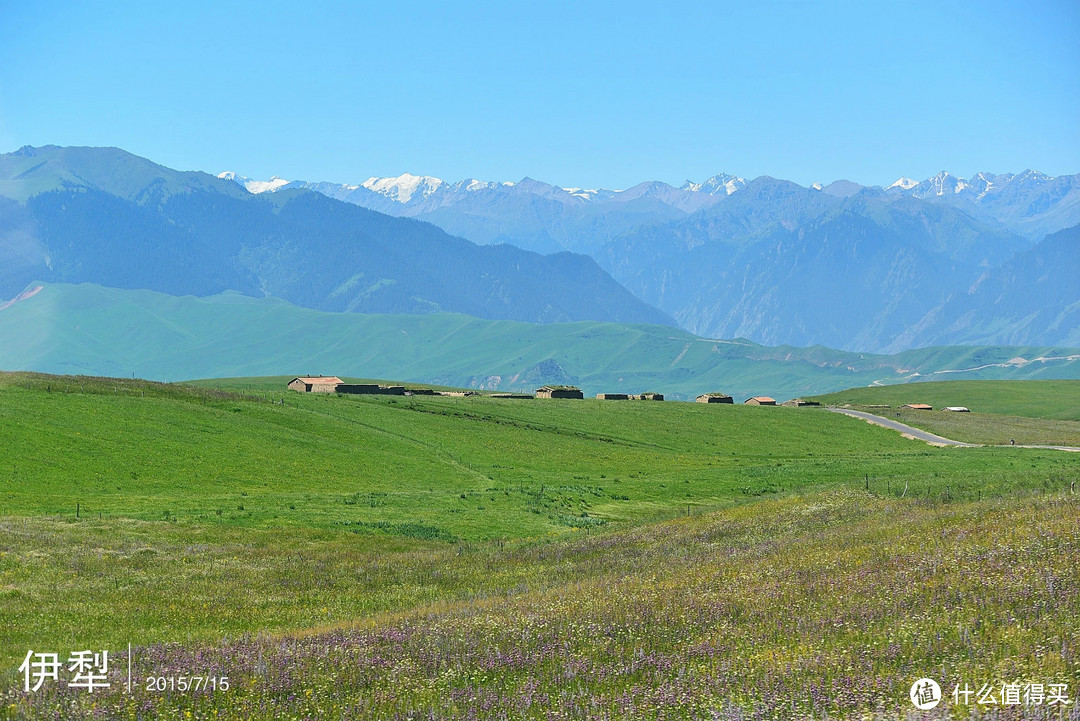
[
  {"left": 287, "top": 376, "right": 343, "bottom": 393},
  {"left": 781, "top": 398, "right": 821, "bottom": 407},
  {"left": 901, "top": 403, "right": 933, "bottom": 410},
  {"left": 633, "top": 392, "right": 664, "bottom": 401},
  {"left": 536, "top": 385, "right": 584, "bottom": 399},
  {"left": 490, "top": 393, "right": 534, "bottom": 399},
  {"left": 696, "top": 393, "right": 733, "bottom": 404},
  {"left": 596, "top": 393, "right": 630, "bottom": 400},
  {"left": 942, "top": 406, "right": 971, "bottom": 412},
  {"left": 744, "top": 396, "right": 776, "bottom": 406}
]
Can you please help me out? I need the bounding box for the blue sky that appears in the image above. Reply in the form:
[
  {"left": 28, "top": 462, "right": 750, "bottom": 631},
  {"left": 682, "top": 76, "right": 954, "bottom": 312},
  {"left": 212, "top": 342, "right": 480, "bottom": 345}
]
[{"left": 2, "top": 1, "right": 1077, "bottom": 189}]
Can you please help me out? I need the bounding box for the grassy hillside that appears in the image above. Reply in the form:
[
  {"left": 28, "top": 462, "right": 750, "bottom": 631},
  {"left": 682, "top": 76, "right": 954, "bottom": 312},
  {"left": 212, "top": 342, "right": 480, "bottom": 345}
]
[
  {"left": 1, "top": 372, "right": 1078, "bottom": 718},
  {"left": 810, "top": 379, "right": 1080, "bottom": 420},
  {"left": 2, "top": 282, "right": 1078, "bottom": 401},
  {"left": 11, "top": 371, "right": 1077, "bottom": 538}
]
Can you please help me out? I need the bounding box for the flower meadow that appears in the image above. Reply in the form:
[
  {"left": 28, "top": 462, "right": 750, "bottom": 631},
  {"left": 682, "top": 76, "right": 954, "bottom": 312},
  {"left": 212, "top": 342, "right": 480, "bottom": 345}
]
[{"left": 5, "top": 490, "right": 1078, "bottom": 720}]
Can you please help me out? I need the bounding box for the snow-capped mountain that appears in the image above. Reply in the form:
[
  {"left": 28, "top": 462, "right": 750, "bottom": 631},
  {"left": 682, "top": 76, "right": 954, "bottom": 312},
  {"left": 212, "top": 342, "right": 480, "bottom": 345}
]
[
  {"left": 681, "top": 173, "right": 746, "bottom": 195},
  {"left": 220, "top": 167, "right": 1080, "bottom": 251},
  {"left": 361, "top": 173, "right": 445, "bottom": 203},
  {"left": 888, "top": 169, "right": 1080, "bottom": 239},
  {"left": 216, "top": 171, "right": 290, "bottom": 194}
]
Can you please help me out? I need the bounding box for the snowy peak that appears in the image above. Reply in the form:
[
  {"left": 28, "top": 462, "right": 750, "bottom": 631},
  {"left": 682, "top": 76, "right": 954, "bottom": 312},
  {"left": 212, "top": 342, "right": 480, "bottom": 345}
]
[
  {"left": 361, "top": 173, "right": 445, "bottom": 203},
  {"left": 562, "top": 187, "right": 617, "bottom": 202},
  {"left": 912, "top": 171, "right": 969, "bottom": 197},
  {"left": 888, "top": 177, "right": 917, "bottom": 191},
  {"left": 217, "top": 171, "right": 290, "bottom": 194},
  {"left": 681, "top": 173, "right": 746, "bottom": 195}
]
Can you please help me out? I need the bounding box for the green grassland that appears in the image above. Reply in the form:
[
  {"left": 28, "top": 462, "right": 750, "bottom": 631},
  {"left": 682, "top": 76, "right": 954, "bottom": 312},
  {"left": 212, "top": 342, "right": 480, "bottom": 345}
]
[
  {"left": 3, "top": 491, "right": 1077, "bottom": 719},
  {"left": 1, "top": 373, "right": 1078, "bottom": 718},
  {"left": 810, "top": 379, "right": 1080, "bottom": 420},
  {"left": 2, "top": 282, "right": 1079, "bottom": 401},
  {"left": 811, "top": 380, "right": 1080, "bottom": 446}
]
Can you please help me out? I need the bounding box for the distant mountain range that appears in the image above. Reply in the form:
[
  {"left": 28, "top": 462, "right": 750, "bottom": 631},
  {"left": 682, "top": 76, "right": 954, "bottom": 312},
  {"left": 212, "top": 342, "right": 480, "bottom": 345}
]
[
  {"left": 0, "top": 146, "right": 672, "bottom": 327},
  {"left": 1, "top": 145, "right": 1076, "bottom": 359},
  {"left": 229, "top": 165, "right": 1080, "bottom": 352},
  {"left": 227, "top": 167, "right": 1080, "bottom": 250}
]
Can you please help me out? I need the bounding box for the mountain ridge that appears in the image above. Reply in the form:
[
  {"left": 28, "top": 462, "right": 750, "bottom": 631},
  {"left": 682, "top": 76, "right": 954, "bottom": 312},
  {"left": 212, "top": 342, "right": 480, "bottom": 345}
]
[{"left": 0, "top": 145, "right": 674, "bottom": 327}]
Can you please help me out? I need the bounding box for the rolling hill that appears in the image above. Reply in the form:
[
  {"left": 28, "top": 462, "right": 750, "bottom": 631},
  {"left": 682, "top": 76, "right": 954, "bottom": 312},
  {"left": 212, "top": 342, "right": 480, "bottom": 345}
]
[{"left": 1, "top": 282, "right": 1077, "bottom": 401}]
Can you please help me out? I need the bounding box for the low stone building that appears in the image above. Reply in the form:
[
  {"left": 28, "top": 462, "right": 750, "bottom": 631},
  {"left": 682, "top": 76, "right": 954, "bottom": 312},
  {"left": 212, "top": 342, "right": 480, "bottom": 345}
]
[
  {"left": 536, "top": 385, "right": 584, "bottom": 399},
  {"left": 596, "top": 393, "right": 630, "bottom": 400},
  {"left": 696, "top": 393, "right": 733, "bottom": 404},
  {"left": 900, "top": 403, "right": 933, "bottom": 410},
  {"left": 633, "top": 392, "right": 664, "bottom": 401},
  {"left": 781, "top": 398, "right": 821, "bottom": 407},
  {"left": 490, "top": 393, "right": 534, "bottom": 399},
  {"left": 287, "top": 376, "right": 343, "bottom": 393},
  {"left": 744, "top": 396, "right": 777, "bottom": 406}
]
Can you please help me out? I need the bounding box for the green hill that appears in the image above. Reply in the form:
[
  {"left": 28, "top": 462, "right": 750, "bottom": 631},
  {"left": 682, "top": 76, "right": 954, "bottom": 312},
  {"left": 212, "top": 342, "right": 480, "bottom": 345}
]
[{"left": 2, "top": 282, "right": 1078, "bottom": 401}]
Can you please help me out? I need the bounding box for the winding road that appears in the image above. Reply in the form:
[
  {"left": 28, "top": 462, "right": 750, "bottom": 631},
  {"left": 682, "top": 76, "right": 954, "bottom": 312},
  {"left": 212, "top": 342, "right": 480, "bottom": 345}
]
[{"left": 827, "top": 408, "right": 1080, "bottom": 452}]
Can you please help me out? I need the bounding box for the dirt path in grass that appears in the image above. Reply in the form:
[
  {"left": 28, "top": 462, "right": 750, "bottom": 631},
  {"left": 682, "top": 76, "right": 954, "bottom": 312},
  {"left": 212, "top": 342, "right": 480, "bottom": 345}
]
[{"left": 827, "top": 408, "right": 1080, "bottom": 452}]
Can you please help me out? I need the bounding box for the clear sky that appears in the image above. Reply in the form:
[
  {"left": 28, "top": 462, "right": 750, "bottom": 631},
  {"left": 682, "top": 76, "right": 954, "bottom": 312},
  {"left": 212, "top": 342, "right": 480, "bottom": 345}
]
[{"left": 2, "top": 0, "right": 1077, "bottom": 189}]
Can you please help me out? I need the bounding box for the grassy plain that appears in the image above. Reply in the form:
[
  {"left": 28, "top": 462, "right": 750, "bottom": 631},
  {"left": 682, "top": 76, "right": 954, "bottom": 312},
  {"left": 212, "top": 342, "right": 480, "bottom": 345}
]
[
  {"left": 1, "top": 373, "right": 1078, "bottom": 718},
  {"left": 3, "top": 491, "right": 1077, "bottom": 719},
  {"left": 811, "top": 380, "right": 1080, "bottom": 445},
  {"left": 810, "top": 379, "right": 1080, "bottom": 420}
]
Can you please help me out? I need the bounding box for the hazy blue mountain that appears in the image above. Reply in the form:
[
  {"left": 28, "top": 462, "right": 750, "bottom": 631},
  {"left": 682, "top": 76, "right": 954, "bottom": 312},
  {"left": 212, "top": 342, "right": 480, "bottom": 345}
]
[
  {"left": 225, "top": 164, "right": 1080, "bottom": 352},
  {"left": 888, "top": 224, "right": 1080, "bottom": 349},
  {"left": 598, "top": 190, "right": 1032, "bottom": 351},
  {"left": 0, "top": 146, "right": 675, "bottom": 327}
]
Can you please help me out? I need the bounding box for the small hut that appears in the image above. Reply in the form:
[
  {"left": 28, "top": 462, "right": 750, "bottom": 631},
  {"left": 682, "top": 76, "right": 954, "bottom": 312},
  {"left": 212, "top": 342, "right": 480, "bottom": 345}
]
[
  {"left": 696, "top": 393, "right": 733, "bottom": 404},
  {"left": 900, "top": 403, "right": 933, "bottom": 410},
  {"left": 287, "top": 376, "right": 343, "bottom": 393},
  {"left": 744, "top": 396, "right": 776, "bottom": 406},
  {"left": 596, "top": 393, "right": 630, "bottom": 400},
  {"left": 536, "top": 385, "right": 584, "bottom": 399},
  {"left": 634, "top": 392, "right": 665, "bottom": 401}
]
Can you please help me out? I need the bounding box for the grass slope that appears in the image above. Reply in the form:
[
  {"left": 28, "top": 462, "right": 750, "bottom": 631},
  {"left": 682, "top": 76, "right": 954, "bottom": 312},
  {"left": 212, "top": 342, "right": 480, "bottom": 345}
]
[
  {"left": 2, "top": 282, "right": 1079, "bottom": 401},
  {"left": 811, "top": 380, "right": 1080, "bottom": 446},
  {"left": 1, "top": 373, "right": 1078, "bottom": 718},
  {"left": 810, "top": 379, "right": 1080, "bottom": 420}
]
